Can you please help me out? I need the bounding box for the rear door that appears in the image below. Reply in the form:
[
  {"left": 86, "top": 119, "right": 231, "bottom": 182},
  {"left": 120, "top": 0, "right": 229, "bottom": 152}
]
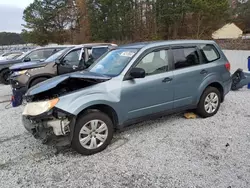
[
  {"left": 171, "top": 45, "right": 209, "bottom": 108},
  {"left": 198, "top": 43, "right": 229, "bottom": 81}
]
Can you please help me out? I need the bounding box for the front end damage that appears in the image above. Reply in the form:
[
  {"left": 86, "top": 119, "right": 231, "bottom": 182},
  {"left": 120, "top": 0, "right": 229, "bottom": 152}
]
[
  {"left": 22, "top": 106, "right": 75, "bottom": 146},
  {"left": 231, "top": 68, "right": 250, "bottom": 91},
  {"left": 22, "top": 71, "right": 111, "bottom": 146}
]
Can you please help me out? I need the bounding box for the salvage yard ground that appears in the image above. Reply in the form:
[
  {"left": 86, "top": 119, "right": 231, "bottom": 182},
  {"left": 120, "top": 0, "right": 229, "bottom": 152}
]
[{"left": 1, "top": 51, "right": 250, "bottom": 187}]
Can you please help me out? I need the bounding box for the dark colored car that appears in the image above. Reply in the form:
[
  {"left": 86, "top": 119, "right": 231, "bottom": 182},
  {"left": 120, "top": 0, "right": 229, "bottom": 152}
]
[
  {"left": 0, "top": 45, "right": 71, "bottom": 84},
  {"left": 10, "top": 43, "right": 117, "bottom": 107}
]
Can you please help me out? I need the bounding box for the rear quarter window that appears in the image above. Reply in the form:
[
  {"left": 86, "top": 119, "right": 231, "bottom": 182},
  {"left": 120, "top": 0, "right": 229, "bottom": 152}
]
[{"left": 200, "top": 44, "right": 220, "bottom": 63}]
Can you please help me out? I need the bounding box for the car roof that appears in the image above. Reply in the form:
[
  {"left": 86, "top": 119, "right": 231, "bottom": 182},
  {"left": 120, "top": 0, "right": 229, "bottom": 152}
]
[
  {"left": 79, "top": 43, "right": 117, "bottom": 47},
  {"left": 34, "top": 45, "right": 75, "bottom": 50},
  {"left": 118, "top": 40, "right": 216, "bottom": 49},
  {"left": 68, "top": 43, "right": 117, "bottom": 50}
]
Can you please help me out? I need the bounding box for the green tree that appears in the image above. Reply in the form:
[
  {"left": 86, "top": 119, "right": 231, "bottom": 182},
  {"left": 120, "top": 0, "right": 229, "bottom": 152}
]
[
  {"left": 23, "top": 0, "right": 74, "bottom": 45},
  {"left": 234, "top": 0, "right": 250, "bottom": 33},
  {"left": 0, "top": 32, "right": 24, "bottom": 45}
]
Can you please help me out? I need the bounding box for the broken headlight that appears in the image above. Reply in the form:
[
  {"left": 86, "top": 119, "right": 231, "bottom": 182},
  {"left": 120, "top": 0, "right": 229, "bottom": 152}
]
[{"left": 22, "top": 98, "right": 59, "bottom": 116}]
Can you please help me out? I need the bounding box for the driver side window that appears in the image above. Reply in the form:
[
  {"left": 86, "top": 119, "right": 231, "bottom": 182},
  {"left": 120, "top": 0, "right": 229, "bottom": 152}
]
[
  {"left": 136, "top": 49, "right": 169, "bottom": 76},
  {"left": 62, "top": 49, "right": 82, "bottom": 65}
]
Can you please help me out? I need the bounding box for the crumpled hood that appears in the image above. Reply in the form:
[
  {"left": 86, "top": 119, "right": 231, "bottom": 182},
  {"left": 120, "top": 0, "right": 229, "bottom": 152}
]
[
  {"left": 25, "top": 71, "right": 111, "bottom": 96},
  {"left": 0, "top": 59, "right": 22, "bottom": 65},
  {"left": 9, "top": 61, "right": 48, "bottom": 71}
]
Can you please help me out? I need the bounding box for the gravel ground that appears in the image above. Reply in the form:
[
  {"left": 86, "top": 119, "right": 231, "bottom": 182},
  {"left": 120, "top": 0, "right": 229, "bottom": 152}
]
[{"left": 0, "top": 84, "right": 250, "bottom": 188}]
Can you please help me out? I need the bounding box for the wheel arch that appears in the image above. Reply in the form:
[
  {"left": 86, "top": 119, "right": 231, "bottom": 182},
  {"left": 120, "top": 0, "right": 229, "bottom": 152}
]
[
  {"left": 28, "top": 74, "right": 53, "bottom": 88},
  {"left": 0, "top": 67, "right": 11, "bottom": 84},
  {"left": 69, "top": 104, "right": 119, "bottom": 142},
  {"left": 77, "top": 104, "right": 119, "bottom": 128},
  {"left": 197, "top": 81, "right": 224, "bottom": 105}
]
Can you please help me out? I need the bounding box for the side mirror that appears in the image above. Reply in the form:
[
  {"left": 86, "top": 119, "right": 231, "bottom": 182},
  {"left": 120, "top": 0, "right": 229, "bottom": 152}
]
[
  {"left": 130, "top": 67, "right": 146, "bottom": 79},
  {"left": 55, "top": 59, "right": 61, "bottom": 65},
  {"left": 23, "top": 57, "right": 31, "bottom": 62}
]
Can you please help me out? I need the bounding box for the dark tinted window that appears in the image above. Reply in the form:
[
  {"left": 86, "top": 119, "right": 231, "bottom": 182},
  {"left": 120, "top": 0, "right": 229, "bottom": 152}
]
[
  {"left": 92, "top": 47, "right": 109, "bottom": 59},
  {"left": 172, "top": 47, "right": 200, "bottom": 70},
  {"left": 200, "top": 44, "right": 220, "bottom": 63}
]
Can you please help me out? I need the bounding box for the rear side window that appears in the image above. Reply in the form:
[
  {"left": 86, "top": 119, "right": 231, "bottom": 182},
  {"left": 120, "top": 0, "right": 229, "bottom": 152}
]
[
  {"left": 172, "top": 47, "right": 200, "bottom": 70},
  {"left": 92, "top": 47, "right": 109, "bottom": 59},
  {"left": 200, "top": 44, "right": 220, "bottom": 63}
]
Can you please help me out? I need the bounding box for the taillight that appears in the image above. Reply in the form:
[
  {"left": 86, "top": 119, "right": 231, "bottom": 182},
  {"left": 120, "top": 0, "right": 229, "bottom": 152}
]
[{"left": 225, "top": 62, "right": 231, "bottom": 71}]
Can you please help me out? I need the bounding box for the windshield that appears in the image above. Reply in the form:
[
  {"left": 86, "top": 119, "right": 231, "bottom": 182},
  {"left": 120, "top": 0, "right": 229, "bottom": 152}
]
[
  {"left": 44, "top": 47, "right": 71, "bottom": 62},
  {"left": 88, "top": 48, "right": 138, "bottom": 77},
  {"left": 16, "top": 50, "right": 31, "bottom": 60}
]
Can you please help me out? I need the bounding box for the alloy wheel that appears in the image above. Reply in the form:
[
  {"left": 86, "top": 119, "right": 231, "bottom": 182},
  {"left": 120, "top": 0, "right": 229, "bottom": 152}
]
[
  {"left": 79, "top": 120, "right": 108, "bottom": 150},
  {"left": 204, "top": 92, "right": 219, "bottom": 114}
]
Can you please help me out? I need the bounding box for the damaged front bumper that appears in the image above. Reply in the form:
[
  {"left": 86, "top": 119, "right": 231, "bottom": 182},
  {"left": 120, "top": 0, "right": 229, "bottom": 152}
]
[
  {"left": 22, "top": 107, "right": 76, "bottom": 146},
  {"left": 231, "top": 68, "right": 250, "bottom": 91}
]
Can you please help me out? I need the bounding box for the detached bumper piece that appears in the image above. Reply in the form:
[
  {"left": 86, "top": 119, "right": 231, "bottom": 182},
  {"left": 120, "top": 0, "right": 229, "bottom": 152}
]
[
  {"left": 22, "top": 109, "right": 73, "bottom": 146},
  {"left": 231, "top": 68, "right": 250, "bottom": 91}
]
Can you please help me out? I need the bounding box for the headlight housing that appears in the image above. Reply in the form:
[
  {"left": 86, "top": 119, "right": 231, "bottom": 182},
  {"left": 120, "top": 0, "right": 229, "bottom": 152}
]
[
  {"left": 22, "top": 98, "right": 59, "bottom": 116},
  {"left": 30, "top": 67, "right": 44, "bottom": 71},
  {"left": 12, "top": 70, "right": 28, "bottom": 77}
]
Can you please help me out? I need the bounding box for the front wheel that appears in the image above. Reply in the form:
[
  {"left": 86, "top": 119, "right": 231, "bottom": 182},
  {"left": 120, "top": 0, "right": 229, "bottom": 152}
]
[
  {"left": 0, "top": 69, "right": 10, "bottom": 85},
  {"left": 196, "top": 87, "right": 221, "bottom": 118},
  {"left": 72, "top": 110, "right": 114, "bottom": 155},
  {"left": 29, "top": 77, "right": 48, "bottom": 88}
]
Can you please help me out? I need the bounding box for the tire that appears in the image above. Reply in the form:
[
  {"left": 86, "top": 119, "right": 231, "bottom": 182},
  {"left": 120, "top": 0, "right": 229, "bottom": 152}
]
[
  {"left": 196, "top": 86, "right": 221, "bottom": 118},
  {"left": 29, "top": 77, "right": 48, "bottom": 88},
  {"left": 0, "top": 69, "right": 10, "bottom": 85},
  {"left": 72, "top": 110, "right": 114, "bottom": 155}
]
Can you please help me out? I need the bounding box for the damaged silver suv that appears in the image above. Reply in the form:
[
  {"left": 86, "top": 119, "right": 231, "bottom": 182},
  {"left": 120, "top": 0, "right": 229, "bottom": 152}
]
[{"left": 22, "top": 40, "right": 232, "bottom": 155}]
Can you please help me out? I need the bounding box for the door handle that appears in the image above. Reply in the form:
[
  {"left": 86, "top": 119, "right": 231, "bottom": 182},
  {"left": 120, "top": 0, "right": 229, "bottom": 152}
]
[
  {"left": 162, "top": 77, "right": 173, "bottom": 83},
  {"left": 200, "top": 69, "right": 207, "bottom": 75}
]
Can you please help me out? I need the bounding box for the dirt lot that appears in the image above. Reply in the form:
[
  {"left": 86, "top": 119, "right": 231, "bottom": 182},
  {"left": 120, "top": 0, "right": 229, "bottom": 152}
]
[{"left": 0, "top": 84, "right": 250, "bottom": 188}]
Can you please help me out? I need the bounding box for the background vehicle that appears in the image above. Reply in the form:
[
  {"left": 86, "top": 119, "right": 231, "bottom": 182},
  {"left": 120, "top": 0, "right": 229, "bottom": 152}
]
[
  {"left": 0, "top": 45, "right": 71, "bottom": 84},
  {"left": 3, "top": 52, "right": 24, "bottom": 60},
  {"left": 0, "top": 51, "right": 23, "bottom": 60},
  {"left": 22, "top": 40, "right": 232, "bottom": 155},
  {"left": 10, "top": 43, "right": 117, "bottom": 107}
]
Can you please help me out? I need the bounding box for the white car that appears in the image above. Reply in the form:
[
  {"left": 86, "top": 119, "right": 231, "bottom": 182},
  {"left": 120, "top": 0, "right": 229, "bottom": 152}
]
[{"left": 0, "top": 52, "right": 23, "bottom": 60}]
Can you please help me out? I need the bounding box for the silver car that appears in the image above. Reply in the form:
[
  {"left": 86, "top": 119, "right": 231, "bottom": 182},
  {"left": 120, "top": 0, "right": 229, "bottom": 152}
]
[{"left": 22, "top": 40, "right": 232, "bottom": 155}]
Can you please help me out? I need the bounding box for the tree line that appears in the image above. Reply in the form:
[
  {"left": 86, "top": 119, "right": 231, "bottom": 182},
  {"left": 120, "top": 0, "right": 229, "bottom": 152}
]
[
  {"left": 2, "top": 0, "right": 250, "bottom": 46},
  {"left": 0, "top": 32, "right": 25, "bottom": 45}
]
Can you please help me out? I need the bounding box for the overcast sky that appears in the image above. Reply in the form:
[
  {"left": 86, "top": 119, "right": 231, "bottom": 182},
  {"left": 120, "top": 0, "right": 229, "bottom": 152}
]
[{"left": 0, "top": 0, "right": 34, "bottom": 33}]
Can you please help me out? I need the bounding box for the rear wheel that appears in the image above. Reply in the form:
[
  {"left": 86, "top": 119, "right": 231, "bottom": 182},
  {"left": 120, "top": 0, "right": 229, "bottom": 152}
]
[
  {"left": 72, "top": 110, "right": 114, "bottom": 155},
  {"left": 29, "top": 77, "right": 48, "bottom": 88},
  {"left": 196, "top": 87, "right": 221, "bottom": 118},
  {"left": 0, "top": 69, "right": 10, "bottom": 85}
]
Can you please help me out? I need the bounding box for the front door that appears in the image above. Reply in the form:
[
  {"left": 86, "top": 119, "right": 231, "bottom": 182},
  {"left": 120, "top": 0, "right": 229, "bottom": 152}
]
[
  {"left": 57, "top": 48, "right": 83, "bottom": 75},
  {"left": 121, "top": 48, "right": 174, "bottom": 121},
  {"left": 171, "top": 46, "right": 208, "bottom": 108}
]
